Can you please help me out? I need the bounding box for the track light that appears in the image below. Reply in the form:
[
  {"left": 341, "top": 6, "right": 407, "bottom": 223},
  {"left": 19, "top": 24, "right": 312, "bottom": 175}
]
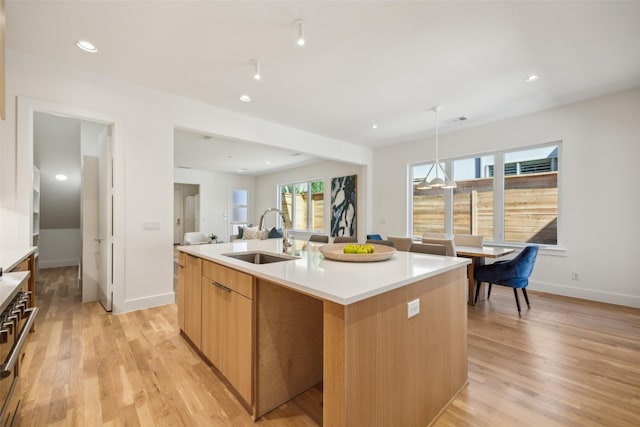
[
  {"left": 295, "top": 19, "right": 305, "bottom": 46},
  {"left": 252, "top": 59, "right": 261, "bottom": 80}
]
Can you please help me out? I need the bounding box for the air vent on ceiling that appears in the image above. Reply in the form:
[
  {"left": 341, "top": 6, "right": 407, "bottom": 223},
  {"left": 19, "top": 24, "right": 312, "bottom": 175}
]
[
  {"left": 452, "top": 116, "right": 468, "bottom": 123},
  {"left": 178, "top": 166, "right": 192, "bottom": 169}
]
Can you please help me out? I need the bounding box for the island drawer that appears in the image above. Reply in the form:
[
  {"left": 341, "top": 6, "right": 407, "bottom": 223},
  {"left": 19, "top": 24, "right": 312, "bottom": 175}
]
[{"left": 202, "top": 260, "right": 253, "bottom": 299}]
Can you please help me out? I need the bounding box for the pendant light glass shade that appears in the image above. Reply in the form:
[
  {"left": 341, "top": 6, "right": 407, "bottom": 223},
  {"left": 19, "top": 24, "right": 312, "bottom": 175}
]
[{"left": 416, "top": 105, "right": 457, "bottom": 190}]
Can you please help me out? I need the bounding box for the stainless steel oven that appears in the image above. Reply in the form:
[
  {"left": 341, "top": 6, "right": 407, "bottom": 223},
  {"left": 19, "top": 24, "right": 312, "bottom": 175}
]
[{"left": 0, "top": 291, "right": 38, "bottom": 426}]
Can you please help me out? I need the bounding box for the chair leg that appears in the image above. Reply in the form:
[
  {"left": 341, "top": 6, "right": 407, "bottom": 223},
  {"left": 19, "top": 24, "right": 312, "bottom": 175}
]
[
  {"left": 487, "top": 284, "right": 492, "bottom": 299},
  {"left": 522, "top": 288, "right": 531, "bottom": 309},
  {"left": 513, "top": 288, "right": 522, "bottom": 316},
  {"left": 474, "top": 280, "right": 481, "bottom": 304}
]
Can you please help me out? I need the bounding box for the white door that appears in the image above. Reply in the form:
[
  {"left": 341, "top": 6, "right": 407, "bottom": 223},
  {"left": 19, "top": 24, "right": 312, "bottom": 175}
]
[
  {"left": 81, "top": 155, "right": 99, "bottom": 302},
  {"left": 184, "top": 195, "right": 196, "bottom": 233},
  {"left": 174, "top": 188, "right": 183, "bottom": 244},
  {"left": 97, "top": 129, "right": 113, "bottom": 312}
]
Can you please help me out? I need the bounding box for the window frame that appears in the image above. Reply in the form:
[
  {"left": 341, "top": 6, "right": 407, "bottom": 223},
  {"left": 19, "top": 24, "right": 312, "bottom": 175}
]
[
  {"left": 409, "top": 140, "right": 562, "bottom": 249},
  {"left": 277, "top": 179, "right": 325, "bottom": 232},
  {"left": 229, "top": 187, "right": 249, "bottom": 236}
]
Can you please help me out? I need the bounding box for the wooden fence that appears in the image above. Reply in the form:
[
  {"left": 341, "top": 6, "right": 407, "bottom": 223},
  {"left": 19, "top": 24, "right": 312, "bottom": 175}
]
[
  {"left": 413, "top": 172, "right": 557, "bottom": 244},
  {"left": 281, "top": 193, "right": 324, "bottom": 231}
]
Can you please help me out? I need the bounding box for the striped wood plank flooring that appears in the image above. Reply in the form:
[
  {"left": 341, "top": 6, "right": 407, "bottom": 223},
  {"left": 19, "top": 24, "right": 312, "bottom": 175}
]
[{"left": 15, "top": 266, "right": 640, "bottom": 426}]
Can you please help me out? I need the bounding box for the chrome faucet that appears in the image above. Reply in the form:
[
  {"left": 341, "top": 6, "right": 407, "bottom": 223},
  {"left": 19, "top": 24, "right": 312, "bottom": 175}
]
[{"left": 258, "top": 208, "right": 292, "bottom": 249}]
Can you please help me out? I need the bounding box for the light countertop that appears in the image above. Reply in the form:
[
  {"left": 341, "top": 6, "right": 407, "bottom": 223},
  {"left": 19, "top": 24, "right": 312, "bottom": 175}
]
[
  {"left": 0, "top": 271, "right": 30, "bottom": 313},
  {"left": 0, "top": 247, "right": 37, "bottom": 272},
  {"left": 178, "top": 239, "right": 470, "bottom": 305}
]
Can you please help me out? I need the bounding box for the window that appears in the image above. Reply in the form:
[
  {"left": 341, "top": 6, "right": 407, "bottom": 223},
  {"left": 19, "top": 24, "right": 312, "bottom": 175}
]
[
  {"left": 452, "top": 156, "right": 494, "bottom": 239},
  {"left": 412, "top": 162, "right": 445, "bottom": 236},
  {"left": 278, "top": 180, "right": 325, "bottom": 231},
  {"left": 230, "top": 188, "right": 248, "bottom": 235},
  {"left": 410, "top": 143, "right": 560, "bottom": 246},
  {"left": 503, "top": 146, "right": 558, "bottom": 245}
]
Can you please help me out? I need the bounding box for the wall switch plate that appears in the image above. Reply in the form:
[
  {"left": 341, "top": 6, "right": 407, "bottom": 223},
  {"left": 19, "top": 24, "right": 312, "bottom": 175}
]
[
  {"left": 407, "top": 299, "right": 420, "bottom": 318},
  {"left": 142, "top": 221, "right": 161, "bottom": 231}
]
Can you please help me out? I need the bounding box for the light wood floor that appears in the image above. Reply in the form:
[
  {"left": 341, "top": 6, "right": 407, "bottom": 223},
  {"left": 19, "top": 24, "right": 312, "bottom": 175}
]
[{"left": 16, "top": 266, "right": 640, "bottom": 426}]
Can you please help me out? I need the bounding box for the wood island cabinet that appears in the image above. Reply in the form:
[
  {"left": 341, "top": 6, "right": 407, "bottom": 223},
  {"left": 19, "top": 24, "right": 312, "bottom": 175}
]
[
  {"left": 180, "top": 253, "right": 202, "bottom": 347},
  {"left": 201, "top": 261, "right": 253, "bottom": 405},
  {"left": 177, "top": 243, "right": 469, "bottom": 426},
  {"left": 176, "top": 252, "right": 186, "bottom": 331}
]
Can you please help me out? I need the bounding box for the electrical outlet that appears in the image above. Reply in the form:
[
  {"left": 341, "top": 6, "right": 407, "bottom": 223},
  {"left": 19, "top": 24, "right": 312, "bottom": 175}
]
[
  {"left": 407, "top": 299, "right": 420, "bottom": 318},
  {"left": 571, "top": 272, "right": 580, "bottom": 281}
]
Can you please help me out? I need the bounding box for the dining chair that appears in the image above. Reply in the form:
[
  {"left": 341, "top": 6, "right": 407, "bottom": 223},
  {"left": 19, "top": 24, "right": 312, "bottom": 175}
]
[
  {"left": 387, "top": 236, "right": 413, "bottom": 252},
  {"left": 309, "top": 234, "right": 329, "bottom": 243},
  {"left": 474, "top": 245, "right": 539, "bottom": 316},
  {"left": 333, "top": 236, "right": 358, "bottom": 243},
  {"left": 421, "top": 237, "right": 456, "bottom": 256},
  {"left": 366, "top": 239, "right": 395, "bottom": 248},
  {"left": 409, "top": 243, "right": 447, "bottom": 255},
  {"left": 454, "top": 234, "right": 484, "bottom": 247}
]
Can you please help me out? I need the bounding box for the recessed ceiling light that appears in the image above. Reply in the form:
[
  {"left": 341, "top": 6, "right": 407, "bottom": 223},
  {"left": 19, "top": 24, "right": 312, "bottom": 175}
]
[
  {"left": 240, "top": 94, "right": 252, "bottom": 102},
  {"left": 372, "top": 124, "right": 378, "bottom": 129},
  {"left": 55, "top": 174, "right": 68, "bottom": 181},
  {"left": 237, "top": 168, "right": 248, "bottom": 173},
  {"left": 76, "top": 40, "right": 97, "bottom": 53},
  {"left": 265, "top": 161, "right": 272, "bottom": 165},
  {"left": 525, "top": 74, "right": 539, "bottom": 83}
]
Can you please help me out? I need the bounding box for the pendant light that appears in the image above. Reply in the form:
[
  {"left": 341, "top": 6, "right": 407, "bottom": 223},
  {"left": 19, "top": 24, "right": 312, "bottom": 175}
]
[{"left": 416, "top": 106, "right": 457, "bottom": 190}]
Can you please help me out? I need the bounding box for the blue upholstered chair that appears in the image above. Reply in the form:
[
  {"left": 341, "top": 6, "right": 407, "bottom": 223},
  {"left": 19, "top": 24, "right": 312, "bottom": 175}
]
[
  {"left": 366, "top": 234, "right": 383, "bottom": 240},
  {"left": 474, "top": 246, "right": 539, "bottom": 316}
]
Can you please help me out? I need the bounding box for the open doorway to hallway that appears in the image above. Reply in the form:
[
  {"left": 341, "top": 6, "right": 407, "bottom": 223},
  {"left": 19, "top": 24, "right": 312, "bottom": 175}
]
[
  {"left": 32, "top": 111, "right": 113, "bottom": 310},
  {"left": 173, "top": 183, "right": 200, "bottom": 245}
]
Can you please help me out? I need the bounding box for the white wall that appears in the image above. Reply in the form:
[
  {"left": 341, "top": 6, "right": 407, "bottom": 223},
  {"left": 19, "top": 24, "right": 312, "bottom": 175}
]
[
  {"left": 373, "top": 89, "right": 640, "bottom": 307},
  {"left": 0, "top": 50, "right": 371, "bottom": 313},
  {"left": 255, "top": 160, "right": 366, "bottom": 240},
  {"left": 38, "top": 228, "right": 81, "bottom": 268},
  {"left": 174, "top": 168, "right": 255, "bottom": 242}
]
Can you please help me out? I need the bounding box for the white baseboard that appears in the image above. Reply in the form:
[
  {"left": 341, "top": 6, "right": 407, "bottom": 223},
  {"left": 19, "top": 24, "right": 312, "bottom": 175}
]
[
  {"left": 529, "top": 280, "right": 640, "bottom": 308},
  {"left": 39, "top": 259, "right": 80, "bottom": 269},
  {"left": 114, "top": 292, "right": 176, "bottom": 314}
]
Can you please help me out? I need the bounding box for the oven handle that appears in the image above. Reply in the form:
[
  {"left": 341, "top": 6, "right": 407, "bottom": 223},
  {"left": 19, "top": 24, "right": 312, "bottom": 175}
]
[{"left": 0, "top": 307, "right": 38, "bottom": 379}]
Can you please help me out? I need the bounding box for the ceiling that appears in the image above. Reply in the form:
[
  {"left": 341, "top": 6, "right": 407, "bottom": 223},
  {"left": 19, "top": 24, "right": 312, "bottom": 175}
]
[
  {"left": 7, "top": 1, "right": 640, "bottom": 173},
  {"left": 174, "top": 128, "right": 320, "bottom": 175}
]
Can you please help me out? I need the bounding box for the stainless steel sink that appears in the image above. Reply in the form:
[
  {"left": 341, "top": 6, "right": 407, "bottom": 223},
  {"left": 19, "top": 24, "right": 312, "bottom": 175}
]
[{"left": 222, "top": 251, "right": 298, "bottom": 265}]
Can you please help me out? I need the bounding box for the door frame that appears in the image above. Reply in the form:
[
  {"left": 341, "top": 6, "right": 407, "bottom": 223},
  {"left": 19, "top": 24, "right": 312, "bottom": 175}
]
[
  {"left": 16, "top": 96, "right": 123, "bottom": 312},
  {"left": 174, "top": 187, "right": 183, "bottom": 244}
]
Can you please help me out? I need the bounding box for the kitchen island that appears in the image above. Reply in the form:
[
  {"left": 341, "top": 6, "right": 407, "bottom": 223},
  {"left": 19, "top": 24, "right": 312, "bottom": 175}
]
[{"left": 178, "top": 239, "right": 470, "bottom": 426}]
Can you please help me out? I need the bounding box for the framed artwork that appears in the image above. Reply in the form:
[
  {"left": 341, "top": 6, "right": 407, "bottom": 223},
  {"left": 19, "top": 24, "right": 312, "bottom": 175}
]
[{"left": 330, "top": 175, "right": 357, "bottom": 237}]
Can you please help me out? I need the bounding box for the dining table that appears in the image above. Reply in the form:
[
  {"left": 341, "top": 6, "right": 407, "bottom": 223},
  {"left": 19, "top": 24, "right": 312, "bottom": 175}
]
[{"left": 455, "top": 245, "right": 515, "bottom": 305}]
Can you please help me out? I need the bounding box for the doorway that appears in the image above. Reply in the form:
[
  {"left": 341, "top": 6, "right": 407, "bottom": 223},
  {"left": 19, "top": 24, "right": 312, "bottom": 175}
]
[
  {"left": 28, "top": 108, "right": 114, "bottom": 311},
  {"left": 173, "top": 183, "right": 200, "bottom": 245}
]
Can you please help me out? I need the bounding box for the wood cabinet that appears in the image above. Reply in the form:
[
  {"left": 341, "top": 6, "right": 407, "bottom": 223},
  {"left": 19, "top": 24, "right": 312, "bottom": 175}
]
[
  {"left": 201, "top": 261, "right": 253, "bottom": 405},
  {"left": 182, "top": 253, "right": 202, "bottom": 347},
  {"left": 176, "top": 252, "right": 186, "bottom": 331}
]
